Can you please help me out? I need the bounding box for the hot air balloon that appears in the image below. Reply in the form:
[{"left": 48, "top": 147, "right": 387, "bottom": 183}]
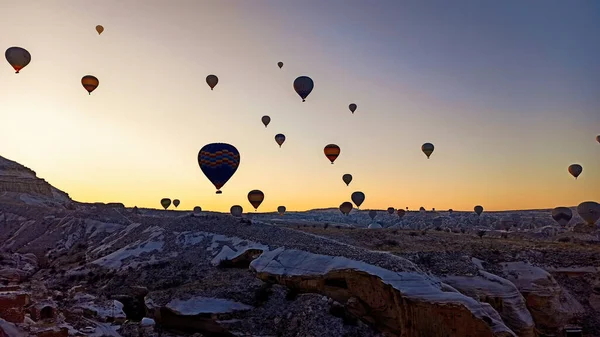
[
  {"left": 206, "top": 75, "right": 218, "bottom": 90},
  {"left": 230, "top": 205, "right": 243, "bottom": 217},
  {"left": 387, "top": 207, "right": 395, "bottom": 215},
  {"left": 342, "top": 174, "right": 352, "bottom": 186},
  {"left": 160, "top": 198, "right": 171, "bottom": 210},
  {"left": 277, "top": 206, "right": 286, "bottom": 215},
  {"left": 340, "top": 202, "right": 353, "bottom": 216},
  {"left": 421, "top": 143, "right": 434, "bottom": 159},
  {"left": 5, "top": 47, "right": 31, "bottom": 74},
  {"left": 262, "top": 116, "right": 271, "bottom": 128},
  {"left": 277, "top": 62, "right": 283, "bottom": 69},
  {"left": 576, "top": 201, "right": 600, "bottom": 225},
  {"left": 351, "top": 191, "right": 365, "bottom": 209},
  {"left": 369, "top": 210, "right": 377, "bottom": 220},
  {"left": 551, "top": 207, "right": 572, "bottom": 227},
  {"left": 81, "top": 75, "right": 99, "bottom": 95},
  {"left": 324, "top": 144, "right": 340, "bottom": 164},
  {"left": 193, "top": 206, "right": 202, "bottom": 215},
  {"left": 198, "top": 143, "right": 240, "bottom": 194},
  {"left": 474, "top": 205, "right": 484, "bottom": 216},
  {"left": 568, "top": 164, "right": 583, "bottom": 179},
  {"left": 448, "top": 209, "right": 454, "bottom": 215},
  {"left": 293, "top": 76, "right": 314, "bottom": 102},
  {"left": 173, "top": 199, "right": 180, "bottom": 208},
  {"left": 275, "top": 134, "right": 286, "bottom": 147},
  {"left": 349, "top": 103, "right": 357, "bottom": 114},
  {"left": 397, "top": 209, "right": 406, "bottom": 219},
  {"left": 247, "top": 190, "right": 264, "bottom": 211},
  {"left": 96, "top": 25, "right": 104, "bottom": 35},
  {"left": 596, "top": 135, "right": 600, "bottom": 144}
]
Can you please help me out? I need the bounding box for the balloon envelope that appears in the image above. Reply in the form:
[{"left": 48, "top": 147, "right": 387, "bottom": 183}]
[
  {"left": 230, "top": 205, "right": 243, "bottom": 217},
  {"left": 173, "top": 199, "right": 180, "bottom": 208},
  {"left": 421, "top": 143, "right": 434, "bottom": 159},
  {"left": 193, "top": 206, "right": 202, "bottom": 214},
  {"left": 576, "top": 201, "right": 600, "bottom": 225},
  {"left": 5, "top": 47, "right": 31, "bottom": 74},
  {"left": 247, "top": 190, "right": 265, "bottom": 210},
  {"left": 387, "top": 207, "right": 395, "bottom": 215},
  {"left": 96, "top": 25, "right": 104, "bottom": 35},
  {"left": 324, "top": 144, "right": 340, "bottom": 164},
  {"left": 551, "top": 207, "right": 572, "bottom": 227},
  {"left": 198, "top": 143, "right": 240, "bottom": 194},
  {"left": 351, "top": 191, "right": 365, "bottom": 209},
  {"left": 349, "top": 103, "right": 357, "bottom": 114},
  {"left": 206, "top": 75, "right": 218, "bottom": 90},
  {"left": 81, "top": 75, "right": 99, "bottom": 95},
  {"left": 262, "top": 116, "right": 271, "bottom": 128},
  {"left": 568, "top": 164, "right": 583, "bottom": 179},
  {"left": 277, "top": 206, "right": 286, "bottom": 215},
  {"left": 293, "top": 76, "right": 314, "bottom": 102},
  {"left": 342, "top": 174, "right": 352, "bottom": 186},
  {"left": 275, "top": 134, "right": 286, "bottom": 147},
  {"left": 277, "top": 62, "right": 283, "bottom": 69},
  {"left": 397, "top": 209, "right": 406, "bottom": 219},
  {"left": 474, "top": 205, "right": 484, "bottom": 216},
  {"left": 340, "top": 202, "right": 353, "bottom": 215},
  {"left": 369, "top": 210, "right": 377, "bottom": 220},
  {"left": 160, "top": 198, "right": 171, "bottom": 210},
  {"left": 596, "top": 135, "right": 600, "bottom": 144}
]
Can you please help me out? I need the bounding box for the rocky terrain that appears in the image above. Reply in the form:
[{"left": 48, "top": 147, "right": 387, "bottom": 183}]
[{"left": 0, "top": 154, "right": 599, "bottom": 337}]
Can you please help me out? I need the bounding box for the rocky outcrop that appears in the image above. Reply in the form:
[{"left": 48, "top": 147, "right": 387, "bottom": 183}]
[
  {"left": 0, "top": 291, "right": 30, "bottom": 323},
  {"left": 500, "top": 261, "right": 585, "bottom": 335},
  {"left": 250, "top": 247, "right": 516, "bottom": 337}
]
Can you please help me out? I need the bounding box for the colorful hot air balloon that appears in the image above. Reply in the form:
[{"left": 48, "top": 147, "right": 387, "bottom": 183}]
[
  {"left": 351, "top": 191, "right": 365, "bottom": 209},
  {"left": 277, "top": 62, "right": 284, "bottom": 69},
  {"left": 96, "top": 25, "right": 104, "bottom": 35},
  {"left": 342, "top": 174, "right": 352, "bottom": 186},
  {"left": 551, "top": 207, "right": 572, "bottom": 227},
  {"left": 275, "top": 134, "right": 286, "bottom": 147},
  {"left": 160, "top": 198, "right": 171, "bottom": 210},
  {"left": 206, "top": 75, "right": 218, "bottom": 90},
  {"left": 397, "top": 209, "right": 406, "bottom": 219},
  {"left": 81, "top": 75, "right": 99, "bottom": 95},
  {"left": 340, "top": 202, "right": 353, "bottom": 216},
  {"left": 369, "top": 210, "right": 377, "bottom": 220},
  {"left": 193, "top": 206, "right": 202, "bottom": 215},
  {"left": 474, "top": 205, "right": 484, "bottom": 216},
  {"left": 5, "top": 47, "right": 31, "bottom": 74},
  {"left": 277, "top": 206, "right": 286, "bottom": 215},
  {"left": 422, "top": 143, "right": 434, "bottom": 159},
  {"left": 198, "top": 143, "right": 240, "bottom": 194},
  {"left": 262, "top": 116, "right": 271, "bottom": 128},
  {"left": 230, "top": 205, "right": 243, "bottom": 217},
  {"left": 387, "top": 207, "right": 395, "bottom": 215},
  {"left": 324, "top": 144, "right": 340, "bottom": 164},
  {"left": 293, "top": 76, "right": 314, "bottom": 102},
  {"left": 247, "top": 190, "right": 265, "bottom": 211},
  {"left": 349, "top": 103, "right": 357, "bottom": 114},
  {"left": 568, "top": 164, "right": 583, "bottom": 179},
  {"left": 173, "top": 199, "right": 180, "bottom": 208},
  {"left": 576, "top": 201, "right": 600, "bottom": 225}
]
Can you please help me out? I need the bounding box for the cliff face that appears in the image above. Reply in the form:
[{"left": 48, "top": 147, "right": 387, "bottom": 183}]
[{"left": 0, "top": 155, "right": 71, "bottom": 205}]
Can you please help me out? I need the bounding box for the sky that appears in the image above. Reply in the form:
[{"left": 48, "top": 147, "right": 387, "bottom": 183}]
[{"left": 0, "top": 0, "right": 599, "bottom": 213}]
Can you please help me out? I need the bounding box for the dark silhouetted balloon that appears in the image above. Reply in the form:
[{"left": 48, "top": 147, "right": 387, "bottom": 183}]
[
  {"left": 448, "top": 209, "right": 453, "bottom": 215},
  {"left": 369, "top": 210, "right": 377, "bottom": 220},
  {"left": 206, "top": 75, "right": 218, "bottom": 90},
  {"left": 277, "top": 206, "right": 286, "bottom": 215},
  {"left": 324, "top": 144, "right": 340, "bottom": 164},
  {"left": 551, "top": 207, "right": 572, "bottom": 227},
  {"left": 262, "top": 116, "right": 271, "bottom": 128},
  {"left": 576, "top": 201, "right": 600, "bottom": 225},
  {"left": 568, "top": 164, "right": 582, "bottom": 179},
  {"left": 193, "top": 206, "right": 202, "bottom": 215},
  {"left": 340, "top": 202, "right": 353, "bottom": 215},
  {"left": 293, "top": 76, "right": 314, "bottom": 102},
  {"left": 198, "top": 143, "right": 240, "bottom": 194},
  {"left": 342, "top": 174, "right": 352, "bottom": 186},
  {"left": 160, "top": 198, "right": 171, "bottom": 210},
  {"left": 81, "top": 75, "right": 99, "bottom": 95},
  {"left": 351, "top": 191, "right": 365, "bottom": 209},
  {"left": 230, "top": 205, "right": 243, "bottom": 217},
  {"left": 277, "top": 62, "right": 283, "bottom": 69},
  {"left": 474, "top": 205, "right": 484, "bottom": 216},
  {"left": 173, "top": 199, "right": 180, "bottom": 208},
  {"left": 96, "top": 25, "right": 104, "bottom": 35},
  {"left": 397, "top": 209, "right": 406, "bottom": 219},
  {"left": 387, "top": 207, "right": 395, "bottom": 215},
  {"left": 275, "top": 134, "right": 286, "bottom": 147},
  {"left": 349, "top": 103, "right": 357, "bottom": 114},
  {"left": 5, "top": 47, "right": 31, "bottom": 74},
  {"left": 248, "top": 190, "right": 265, "bottom": 210},
  {"left": 422, "top": 143, "right": 434, "bottom": 159}
]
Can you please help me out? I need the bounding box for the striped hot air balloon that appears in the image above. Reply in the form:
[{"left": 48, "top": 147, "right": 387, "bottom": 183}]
[
  {"left": 247, "top": 190, "right": 265, "bottom": 210},
  {"left": 324, "top": 144, "right": 340, "bottom": 164},
  {"left": 198, "top": 143, "right": 240, "bottom": 194}
]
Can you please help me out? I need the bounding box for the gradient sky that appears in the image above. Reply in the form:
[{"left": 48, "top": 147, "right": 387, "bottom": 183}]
[{"left": 1, "top": 0, "right": 599, "bottom": 212}]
